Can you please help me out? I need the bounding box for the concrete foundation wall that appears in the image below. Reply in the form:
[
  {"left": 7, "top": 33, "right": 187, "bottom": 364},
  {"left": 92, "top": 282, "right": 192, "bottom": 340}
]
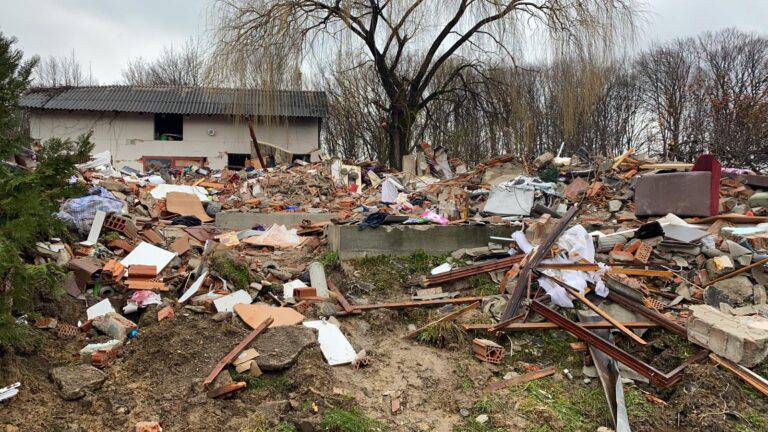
[
  {"left": 216, "top": 212, "right": 337, "bottom": 230},
  {"left": 28, "top": 111, "right": 320, "bottom": 170},
  {"left": 326, "top": 224, "right": 519, "bottom": 259}
]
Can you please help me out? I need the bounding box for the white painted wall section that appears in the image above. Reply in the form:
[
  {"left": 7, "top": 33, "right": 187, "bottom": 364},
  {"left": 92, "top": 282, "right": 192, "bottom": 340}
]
[{"left": 27, "top": 111, "right": 320, "bottom": 170}]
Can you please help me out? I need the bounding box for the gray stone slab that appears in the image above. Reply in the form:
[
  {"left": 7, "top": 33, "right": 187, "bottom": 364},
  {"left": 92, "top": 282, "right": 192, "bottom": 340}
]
[
  {"left": 215, "top": 212, "right": 337, "bottom": 230},
  {"left": 326, "top": 224, "right": 519, "bottom": 260}
]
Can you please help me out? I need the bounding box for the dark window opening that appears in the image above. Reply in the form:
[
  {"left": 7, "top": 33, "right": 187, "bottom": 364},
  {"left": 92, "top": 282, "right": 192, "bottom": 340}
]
[
  {"left": 154, "top": 114, "right": 183, "bottom": 141},
  {"left": 227, "top": 153, "right": 250, "bottom": 170}
]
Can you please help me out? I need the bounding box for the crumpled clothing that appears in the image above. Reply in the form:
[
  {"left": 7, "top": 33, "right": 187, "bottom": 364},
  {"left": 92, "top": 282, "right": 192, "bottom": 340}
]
[
  {"left": 358, "top": 212, "right": 388, "bottom": 230},
  {"left": 381, "top": 178, "right": 399, "bottom": 204},
  {"left": 244, "top": 224, "right": 302, "bottom": 248},
  {"left": 170, "top": 216, "right": 202, "bottom": 227},
  {"left": 56, "top": 186, "right": 125, "bottom": 234},
  {"left": 123, "top": 290, "right": 162, "bottom": 313},
  {"left": 420, "top": 210, "right": 448, "bottom": 225}
]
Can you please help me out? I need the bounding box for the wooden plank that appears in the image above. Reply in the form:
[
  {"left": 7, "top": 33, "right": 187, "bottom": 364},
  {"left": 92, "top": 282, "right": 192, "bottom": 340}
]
[
  {"left": 207, "top": 382, "right": 247, "bottom": 398},
  {"left": 465, "top": 321, "right": 660, "bottom": 331},
  {"left": 328, "top": 278, "right": 355, "bottom": 313},
  {"left": 125, "top": 280, "right": 168, "bottom": 291},
  {"left": 639, "top": 163, "right": 693, "bottom": 170},
  {"left": 540, "top": 274, "right": 647, "bottom": 346},
  {"left": 404, "top": 301, "right": 480, "bottom": 339},
  {"left": 612, "top": 148, "right": 635, "bottom": 170},
  {"left": 703, "top": 257, "right": 768, "bottom": 287},
  {"left": 710, "top": 353, "right": 768, "bottom": 397},
  {"left": 483, "top": 366, "right": 555, "bottom": 393},
  {"left": 203, "top": 318, "right": 273, "bottom": 386}
]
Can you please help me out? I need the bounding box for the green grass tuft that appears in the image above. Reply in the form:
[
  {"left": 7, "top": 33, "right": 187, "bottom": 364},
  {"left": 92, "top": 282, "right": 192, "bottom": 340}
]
[
  {"left": 320, "top": 408, "right": 387, "bottom": 432},
  {"left": 210, "top": 252, "right": 252, "bottom": 290}
]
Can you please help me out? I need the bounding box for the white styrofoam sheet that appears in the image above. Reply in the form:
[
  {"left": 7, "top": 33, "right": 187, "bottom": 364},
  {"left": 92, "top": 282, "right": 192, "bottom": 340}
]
[
  {"left": 213, "top": 289, "right": 252, "bottom": 313},
  {"left": 303, "top": 320, "right": 356, "bottom": 366},
  {"left": 119, "top": 242, "right": 177, "bottom": 275},
  {"left": 149, "top": 184, "right": 210, "bottom": 202}
]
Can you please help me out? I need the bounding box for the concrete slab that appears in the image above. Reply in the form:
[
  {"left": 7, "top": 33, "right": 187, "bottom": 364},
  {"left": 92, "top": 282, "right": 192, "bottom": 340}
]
[
  {"left": 215, "top": 212, "right": 337, "bottom": 230},
  {"left": 326, "top": 224, "right": 518, "bottom": 259}
]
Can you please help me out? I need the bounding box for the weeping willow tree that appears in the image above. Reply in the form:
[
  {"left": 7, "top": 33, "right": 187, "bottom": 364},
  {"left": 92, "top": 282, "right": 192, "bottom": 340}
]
[{"left": 210, "top": 0, "right": 638, "bottom": 168}]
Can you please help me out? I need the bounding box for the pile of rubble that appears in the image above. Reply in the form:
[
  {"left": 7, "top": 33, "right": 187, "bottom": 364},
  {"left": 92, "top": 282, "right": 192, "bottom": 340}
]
[{"left": 4, "top": 144, "right": 768, "bottom": 431}]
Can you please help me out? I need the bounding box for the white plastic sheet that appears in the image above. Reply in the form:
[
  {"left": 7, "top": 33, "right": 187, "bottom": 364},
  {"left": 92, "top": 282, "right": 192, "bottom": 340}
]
[
  {"left": 303, "top": 320, "right": 356, "bottom": 366},
  {"left": 381, "top": 178, "right": 399, "bottom": 204},
  {"left": 120, "top": 242, "right": 177, "bottom": 275},
  {"left": 213, "top": 290, "right": 252, "bottom": 313},
  {"left": 149, "top": 184, "right": 209, "bottom": 202}
]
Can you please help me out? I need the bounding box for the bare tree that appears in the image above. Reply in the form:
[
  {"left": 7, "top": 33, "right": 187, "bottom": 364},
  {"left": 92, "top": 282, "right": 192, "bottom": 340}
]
[
  {"left": 34, "top": 50, "right": 96, "bottom": 87},
  {"left": 122, "top": 38, "right": 209, "bottom": 86},
  {"left": 210, "top": 0, "right": 637, "bottom": 168}
]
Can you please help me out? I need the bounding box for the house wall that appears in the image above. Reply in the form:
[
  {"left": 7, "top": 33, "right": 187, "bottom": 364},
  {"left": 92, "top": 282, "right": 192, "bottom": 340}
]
[{"left": 27, "top": 110, "right": 320, "bottom": 170}]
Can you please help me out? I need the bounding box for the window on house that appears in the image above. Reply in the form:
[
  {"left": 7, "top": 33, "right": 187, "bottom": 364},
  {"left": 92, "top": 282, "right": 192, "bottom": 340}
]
[
  {"left": 227, "top": 153, "right": 250, "bottom": 170},
  {"left": 154, "top": 114, "right": 183, "bottom": 141}
]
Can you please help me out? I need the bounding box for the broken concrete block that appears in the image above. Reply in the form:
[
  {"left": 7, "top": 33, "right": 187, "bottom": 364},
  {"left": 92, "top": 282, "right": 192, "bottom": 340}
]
[
  {"left": 50, "top": 364, "right": 107, "bottom": 400},
  {"left": 687, "top": 305, "right": 768, "bottom": 367},
  {"left": 79, "top": 339, "right": 122, "bottom": 365},
  {"left": 748, "top": 191, "right": 768, "bottom": 209},
  {"left": 253, "top": 325, "right": 317, "bottom": 371},
  {"left": 607, "top": 200, "right": 622, "bottom": 212},
  {"left": 706, "top": 256, "right": 734, "bottom": 278},
  {"left": 92, "top": 312, "right": 137, "bottom": 341},
  {"left": 703, "top": 276, "right": 754, "bottom": 308}
]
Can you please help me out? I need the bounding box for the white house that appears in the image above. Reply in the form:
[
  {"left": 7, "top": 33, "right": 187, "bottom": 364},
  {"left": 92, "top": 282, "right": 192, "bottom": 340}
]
[{"left": 20, "top": 86, "right": 328, "bottom": 171}]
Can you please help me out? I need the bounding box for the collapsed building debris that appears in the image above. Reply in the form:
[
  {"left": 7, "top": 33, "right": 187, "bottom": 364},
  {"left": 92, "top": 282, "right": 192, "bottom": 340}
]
[{"left": 5, "top": 145, "right": 768, "bottom": 431}]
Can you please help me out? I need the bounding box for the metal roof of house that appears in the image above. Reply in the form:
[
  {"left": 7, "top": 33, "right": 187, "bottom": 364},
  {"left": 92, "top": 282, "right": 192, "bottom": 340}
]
[{"left": 20, "top": 86, "right": 328, "bottom": 118}]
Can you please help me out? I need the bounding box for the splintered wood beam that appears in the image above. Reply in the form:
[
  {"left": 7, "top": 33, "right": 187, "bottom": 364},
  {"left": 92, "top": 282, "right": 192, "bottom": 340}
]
[
  {"left": 404, "top": 301, "right": 480, "bottom": 339},
  {"left": 203, "top": 317, "right": 273, "bottom": 387},
  {"left": 483, "top": 366, "right": 555, "bottom": 393}
]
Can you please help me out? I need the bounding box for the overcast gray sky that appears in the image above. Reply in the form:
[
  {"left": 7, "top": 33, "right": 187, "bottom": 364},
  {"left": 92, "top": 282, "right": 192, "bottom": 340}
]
[{"left": 1, "top": 0, "right": 767, "bottom": 84}]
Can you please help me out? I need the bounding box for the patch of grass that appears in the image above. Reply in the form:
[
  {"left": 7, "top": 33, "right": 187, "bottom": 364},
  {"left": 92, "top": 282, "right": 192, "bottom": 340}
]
[
  {"left": 506, "top": 332, "right": 576, "bottom": 368},
  {"left": 453, "top": 398, "right": 506, "bottom": 432},
  {"left": 625, "top": 388, "right": 653, "bottom": 419},
  {"left": 319, "top": 251, "right": 341, "bottom": 268},
  {"left": 469, "top": 275, "right": 498, "bottom": 296},
  {"left": 101, "top": 231, "right": 121, "bottom": 242},
  {"left": 238, "top": 414, "right": 297, "bottom": 432},
  {"left": 417, "top": 320, "right": 467, "bottom": 348},
  {"left": 320, "top": 408, "right": 387, "bottom": 432},
  {"left": 233, "top": 372, "right": 293, "bottom": 393},
  {"left": 509, "top": 377, "right": 610, "bottom": 432},
  {"left": 210, "top": 252, "right": 251, "bottom": 290},
  {"left": 351, "top": 252, "right": 447, "bottom": 293}
]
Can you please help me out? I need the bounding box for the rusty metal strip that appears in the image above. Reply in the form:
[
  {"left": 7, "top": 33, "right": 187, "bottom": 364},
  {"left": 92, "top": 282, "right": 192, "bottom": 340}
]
[
  {"left": 422, "top": 255, "right": 525, "bottom": 286},
  {"left": 203, "top": 317, "right": 273, "bottom": 387},
  {"left": 500, "top": 205, "right": 580, "bottom": 320},
  {"left": 465, "top": 321, "right": 660, "bottom": 331},
  {"left": 606, "top": 290, "right": 687, "bottom": 337},
  {"left": 529, "top": 300, "right": 707, "bottom": 388}
]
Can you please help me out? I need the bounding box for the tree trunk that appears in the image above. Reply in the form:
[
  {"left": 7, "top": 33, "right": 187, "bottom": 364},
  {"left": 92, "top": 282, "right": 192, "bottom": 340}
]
[{"left": 387, "top": 105, "right": 413, "bottom": 170}]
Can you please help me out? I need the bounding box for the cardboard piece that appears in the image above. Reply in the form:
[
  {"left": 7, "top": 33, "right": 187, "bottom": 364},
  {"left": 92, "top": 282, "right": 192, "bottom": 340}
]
[
  {"left": 120, "top": 242, "right": 177, "bottom": 275},
  {"left": 166, "top": 192, "right": 213, "bottom": 222},
  {"left": 170, "top": 235, "right": 191, "bottom": 255},
  {"left": 234, "top": 304, "right": 306, "bottom": 328}
]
